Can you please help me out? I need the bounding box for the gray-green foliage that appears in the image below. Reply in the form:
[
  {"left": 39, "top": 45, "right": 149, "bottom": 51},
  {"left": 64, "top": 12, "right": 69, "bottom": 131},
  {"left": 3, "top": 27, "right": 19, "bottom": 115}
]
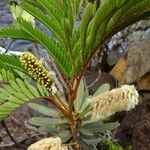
[{"left": 28, "top": 79, "right": 117, "bottom": 148}]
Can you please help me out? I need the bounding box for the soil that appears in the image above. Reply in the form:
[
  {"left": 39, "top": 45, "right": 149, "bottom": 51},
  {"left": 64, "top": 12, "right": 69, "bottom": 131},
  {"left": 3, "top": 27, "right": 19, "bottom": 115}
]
[{"left": 115, "top": 96, "right": 150, "bottom": 150}]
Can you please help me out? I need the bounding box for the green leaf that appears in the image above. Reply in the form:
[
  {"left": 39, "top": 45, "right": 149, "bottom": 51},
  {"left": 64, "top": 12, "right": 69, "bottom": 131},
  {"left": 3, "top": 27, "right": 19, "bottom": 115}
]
[
  {"left": 96, "top": 122, "right": 119, "bottom": 133},
  {"left": 78, "top": 137, "right": 95, "bottom": 150},
  {"left": 0, "top": 78, "right": 49, "bottom": 121},
  {"left": 0, "top": 54, "right": 27, "bottom": 75},
  {"left": 28, "top": 103, "right": 60, "bottom": 117},
  {"left": 116, "top": 0, "right": 126, "bottom": 8},
  {"left": 37, "top": 83, "right": 46, "bottom": 96},
  {"left": 83, "top": 136, "right": 102, "bottom": 145},
  {"left": 34, "top": 0, "right": 63, "bottom": 24},
  {"left": 93, "top": 83, "right": 110, "bottom": 97},
  {"left": 16, "top": 78, "right": 34, "bottom": 99},
  {"left": 20, "top": 0, "right": 66, "bottom": 47},
  {"left": 79, "top": 128, "right": 94, "bottom": 136},
  {"left": 55, "top": 130, "right": 72, "bottom": 143},
  {"left": 24, "top": 80, "right": 40, "bottom": 97},
  {"left": 74, "top": 79, "right": 85, "bottom": 112},
  {"left": 1, "top": 69, "right": 7, "bottom": 81},
  {"left": 8, "top": 95, "right": 25, "bottom": 104},
  {"left": 9, "top": 80, "right": 23, "bottom": 92},
  {"left": 82, "top": 119, "right": 102, "bottom": 130},
  {"left": 82, "top": 119, "right": 119, "bottom": 133},
  {"left": 0, "top": 27, "right": 35, "bottom": 41},
  {"left": 16, "top": 18, "right": 73, "bottom": 78},
  {"left": 41, "top": 85, "right": 49, "bottom": 96},
  {"left": 80, "top": 3, "right": 96, "bottom": 58},
  {"left": 28, "top": 117, "right": 68, "bottom": 127},
  {"left": 39, "top": 126, "right": 59, "bottom": 134},
  {"left": 87, "top": 0, "right": 117, "bottom": 51}
]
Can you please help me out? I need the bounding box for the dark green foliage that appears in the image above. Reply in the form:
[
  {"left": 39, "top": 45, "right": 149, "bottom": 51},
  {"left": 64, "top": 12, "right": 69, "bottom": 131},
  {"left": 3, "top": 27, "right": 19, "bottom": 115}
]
[{"left": 0, "top": 0, "right": 150, "bottom": 78}]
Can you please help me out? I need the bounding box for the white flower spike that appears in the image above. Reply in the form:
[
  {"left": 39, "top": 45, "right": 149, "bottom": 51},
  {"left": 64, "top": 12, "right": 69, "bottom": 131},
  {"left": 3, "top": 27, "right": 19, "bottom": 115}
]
[
  {"left": 91, "top": 85, "right": 139, "bottom": 119},
  {"left": 28, "top": 137, "right": 68, "bottom": 150}
]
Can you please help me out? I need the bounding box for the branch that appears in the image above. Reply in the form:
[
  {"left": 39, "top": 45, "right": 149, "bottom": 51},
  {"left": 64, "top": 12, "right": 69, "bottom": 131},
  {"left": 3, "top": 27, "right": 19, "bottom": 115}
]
[{"left": 41, "top": 96, "right": 69, "bottom": 117}]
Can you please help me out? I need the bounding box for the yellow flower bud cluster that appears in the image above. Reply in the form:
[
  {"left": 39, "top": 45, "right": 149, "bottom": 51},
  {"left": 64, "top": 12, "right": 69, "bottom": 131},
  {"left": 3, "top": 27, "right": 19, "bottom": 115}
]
[
  {"left": 28, "top": 137, "right": 68, "bottom": 150},
  {"left": 20, "top": 52, "right": 53, "bottom": 90},
  {"left": 91, "top": 85, "right": 139, "bottom": 119}
]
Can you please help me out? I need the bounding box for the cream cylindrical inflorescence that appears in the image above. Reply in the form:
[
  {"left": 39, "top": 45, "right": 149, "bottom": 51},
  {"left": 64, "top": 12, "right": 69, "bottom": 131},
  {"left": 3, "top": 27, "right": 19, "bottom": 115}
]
[
  {"left": 28, "top": 137, "right": 68, "bottom": 150},
  {"left": 91, "top": 85, "right": 139, "bottom": 119},
  {"left": 20, "top": 52, "right": 53, "bottom": 91}
]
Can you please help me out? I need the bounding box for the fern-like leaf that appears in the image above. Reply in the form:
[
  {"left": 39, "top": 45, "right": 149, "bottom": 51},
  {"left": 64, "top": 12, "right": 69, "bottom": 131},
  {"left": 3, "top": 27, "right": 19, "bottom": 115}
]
[
  {"left": 0, "top": 69, "right": 15, "bottom": 82},
  {"left": 34, "top": 0, "right": 64, "bottom": 25},
  {"left": 16, "top": 18, "right": 73, "bottom": 78},
  {"left": 0, "top": 78, "right": 49, "bottom": 121},
  {"left": 0, "top": 27, "right": 35, "bottom": 41},
  {"left": 80, "top": 3, "right": 96, "bottom": 60},
  {"left": 81, "top": 0, "right": 150, "bottom": 69},
  {"left": 20, "top": 0, "right": 66, "bottom": 47},
  {"left": 0, "top": 54, "right": 27, "bottom": 74}
]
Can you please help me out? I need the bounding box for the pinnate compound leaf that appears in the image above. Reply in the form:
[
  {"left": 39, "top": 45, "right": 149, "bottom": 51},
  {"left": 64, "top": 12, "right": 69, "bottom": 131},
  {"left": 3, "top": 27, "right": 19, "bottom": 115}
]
[
  {"left": 0, "top": 54, "right": 27, "bottom": 75},
  {"left": 0, "top": 27, "right": 35, "bottom": 41},
  {"left": 20, "top": 0, "right": 65, "bottom": 47},
  {"left": 116, "top": 0, "right": 126, "bottom": 8},
  {"left": 0, "top": 78, "right": 49, "bottom": 121},
  {"left": 24, "top": 80, "right": 40, "bottom": 97},
  {"left": 16, "top": 18, "right": 73, "bottom": 79},
  {"left": 16, "top": 78, "right": 34, "bottom": 99},
  {"left": 28, "top": 103, "right": 60, "bottom": 117}
]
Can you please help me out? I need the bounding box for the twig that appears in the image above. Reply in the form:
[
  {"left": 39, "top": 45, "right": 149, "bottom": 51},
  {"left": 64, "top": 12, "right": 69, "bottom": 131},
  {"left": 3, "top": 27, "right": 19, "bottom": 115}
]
[{"left": 42, "top": 96, "right": 69, "bottom": 117}]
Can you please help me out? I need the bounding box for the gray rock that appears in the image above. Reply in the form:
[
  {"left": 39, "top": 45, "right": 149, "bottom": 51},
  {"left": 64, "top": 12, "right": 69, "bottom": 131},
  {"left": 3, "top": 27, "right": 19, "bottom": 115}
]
[
  {"left": 124, "top": 40, "right": 150, "bottom": 83},
  {"left": 143, "top": 28, "right": 150, "bottom": 40}
]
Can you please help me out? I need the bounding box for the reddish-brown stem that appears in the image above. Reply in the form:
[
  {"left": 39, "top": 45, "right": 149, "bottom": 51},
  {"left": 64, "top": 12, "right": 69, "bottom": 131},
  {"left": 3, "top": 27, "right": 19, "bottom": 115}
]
[
  {"left": 42, "top": 96, "right": 69, "bottom": 117},
  {"left": 42, "top": 96, "right": 80, "bottom": 149}
]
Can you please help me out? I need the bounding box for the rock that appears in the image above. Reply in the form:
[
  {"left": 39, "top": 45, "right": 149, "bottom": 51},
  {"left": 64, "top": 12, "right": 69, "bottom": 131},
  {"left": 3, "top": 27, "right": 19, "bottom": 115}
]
[
  {"left": 107, "top": 50, "right": 125, "bottom": 67},
  {"left": 124, "top": 40, "right": 150, "bottom": 83},
  {"left": 137, "top": 73, "right": 150, "bottom": 91},
  {"left": 110, "top": 58, "right": 126, "bottom": 85},
  {"left": 115, "top": 97, "right": 148, "bottom": 148},
  {"left": 143, "top": 28, "right": 150, "bottom": 40},
  {"left": 132, "top": 113, "right": 150, "bottom": 150},
  {"left": 127, "top": 31, "right": 144, "bottom": 44},
  {"left": 110, "top": 41, "right": 150, "bottom": 91},
  {"left": 85, "top": 71, "right": 115, "bottom": 95}
]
